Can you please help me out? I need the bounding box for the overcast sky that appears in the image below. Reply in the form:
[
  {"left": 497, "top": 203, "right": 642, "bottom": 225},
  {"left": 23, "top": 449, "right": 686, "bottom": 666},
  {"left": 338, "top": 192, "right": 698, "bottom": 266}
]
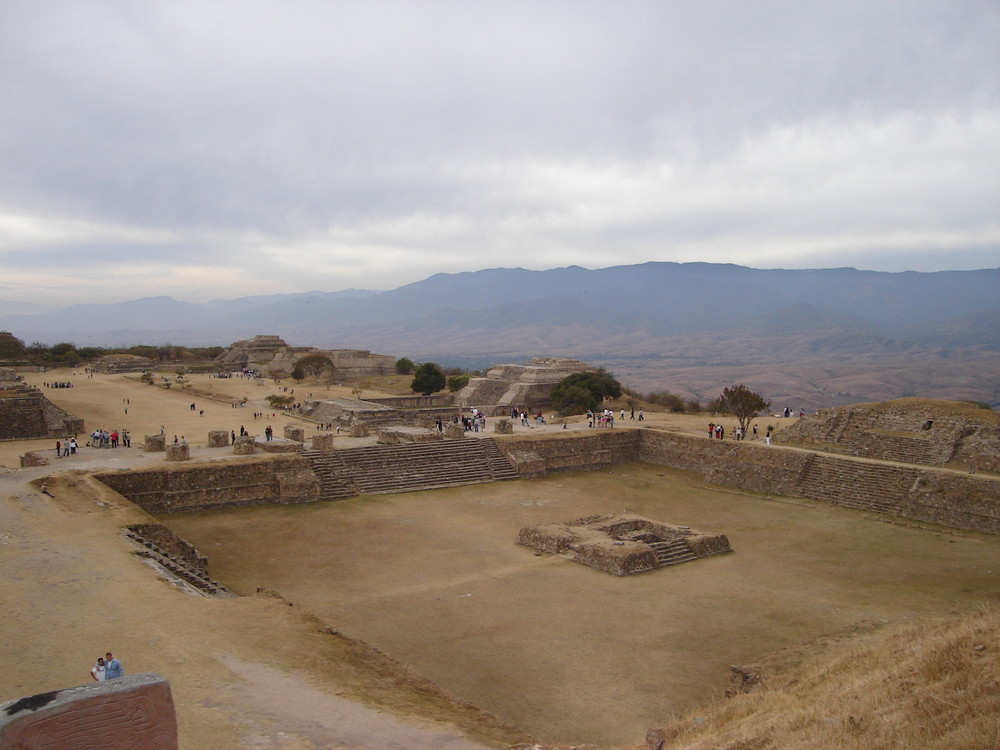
[{"left": 1, "top": 1, "right": 998, "bottom": 306}]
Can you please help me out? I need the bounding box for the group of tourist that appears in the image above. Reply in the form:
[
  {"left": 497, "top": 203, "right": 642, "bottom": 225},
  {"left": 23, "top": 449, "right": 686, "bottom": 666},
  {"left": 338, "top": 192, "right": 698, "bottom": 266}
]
[
  {"left": 587, "top": 409, "right": 615, "bottom": 428},
  {"left": 707, "top": 423, "right": 772, "bottom": 445},
  {"left": 54, "top": 438, "right": 77, "bottom": 456},
  {"left": 90, "top": 428, "right": 130, "bottom": 448},
  {"left": 42, "top": 381, "right": 73, "bottom": 388},
  {"left": 90, "top": 652, "right": 124, "bottom": 682},
  {"left": 214, "top": 368, "right": 260, "bottom": 379},
  {"left": 463, "top": 409, "right": 487, "bottom": 432}
]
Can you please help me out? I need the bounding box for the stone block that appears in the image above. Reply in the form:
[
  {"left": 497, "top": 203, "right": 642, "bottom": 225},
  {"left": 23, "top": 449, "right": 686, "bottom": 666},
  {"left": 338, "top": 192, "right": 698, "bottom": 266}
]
[
  {"left": 233, "top": 435, "right": 256, "bottom": 455},
  {"left": 19, "top": 451, "right": 50, "bottom": 468},
  {"left": 257, "top": 439, "right": 302, "bottom": 453},
  {"left": 0, "top": 672, "right": 178, "bottom": 750},
  {"left": 165, "top": 443, "right": 189, "bottom": 462},
  {"left": 494, "top": 418, "right": 513, "bottom": 434},
  {"left": 144, "top": 434, "right": 166, "bottom": 452},
  {"left": 311, "top": 433, "right": 336, "bottom": 450},
  {"left": 283, "top": 425, "right": 305, "bottom": 442},
  {"left": 348, "top": 423, "right": 369, "bottom": 438},
  {"left": 376, "top": 429, "right": 401, "bottom": 445},
  {"left": 207, "top": 430, "right": 230, "bottom": 448},
  {"left": 444, "top": 423, "right": 465, "bottom": 439}
]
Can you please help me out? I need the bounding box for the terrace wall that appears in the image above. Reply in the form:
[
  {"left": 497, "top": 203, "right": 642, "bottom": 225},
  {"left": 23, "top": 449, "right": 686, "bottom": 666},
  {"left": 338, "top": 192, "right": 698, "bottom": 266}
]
[{"left": 95, "top": 455, "right": 320, "bottom": 512}]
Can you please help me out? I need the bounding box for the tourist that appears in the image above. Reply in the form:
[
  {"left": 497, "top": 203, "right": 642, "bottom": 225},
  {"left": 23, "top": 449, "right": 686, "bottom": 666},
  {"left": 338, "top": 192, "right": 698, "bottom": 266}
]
[
  {"left": 765, "top": 427, "right": 772, "bottom": 446},
  {"left": 752, "top": 424, "right": 758, "bottom": 439},
  {"left": 69, "top": 437, "right": 78, "bottom": 454},
  {"left": 90, "top": 657, "right": 107, "bottom": 681},
  {"left": 638, "top": 408, "right": 644, "bottom": 421},
  {"left": 55, "top": 439, "right": 61, "bottom": 458},
  {"left": 265, "top": 425, "right": 273, "bottom": 441},
  {"left": 104, "top": 652, "right": 124, "bottom": 679}
]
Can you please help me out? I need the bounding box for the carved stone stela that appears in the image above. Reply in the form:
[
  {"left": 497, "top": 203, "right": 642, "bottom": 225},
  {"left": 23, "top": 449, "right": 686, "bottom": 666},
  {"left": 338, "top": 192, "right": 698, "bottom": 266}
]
[{"left": 0, "top": 673, "right": 178, "bottom": 750}]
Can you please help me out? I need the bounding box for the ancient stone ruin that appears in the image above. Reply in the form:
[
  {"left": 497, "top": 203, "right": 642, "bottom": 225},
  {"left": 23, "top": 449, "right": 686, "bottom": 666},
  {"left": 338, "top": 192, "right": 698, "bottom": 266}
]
[
  {"left": 775, "top": 398, "right": 1000, "bottom": 473},
  {"left": 517, "top": 513, "right": 732, "bottom": 575},
  {"left": 457, "top": 357, "right": 593, "bottom": 411},
  {"left": 90, "top": 353, "right": 155, "bottom": 373},
  {"left": 299, "top": 396, "right": 456, "bottom": 433},
  {"left": 0, "top": 673, "right": 178, "bottom": 750},
  {"left": 0, "top": 386, "right": 84, "bottom": 440},
  {"left": 214, "top": 334, "right": 396, "bottom": 379}
]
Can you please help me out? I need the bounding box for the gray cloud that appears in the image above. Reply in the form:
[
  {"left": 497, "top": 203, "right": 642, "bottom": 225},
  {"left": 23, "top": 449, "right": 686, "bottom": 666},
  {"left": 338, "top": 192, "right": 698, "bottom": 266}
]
[{"left": 1, "top": 1, "right": 997, "bottom": 303}]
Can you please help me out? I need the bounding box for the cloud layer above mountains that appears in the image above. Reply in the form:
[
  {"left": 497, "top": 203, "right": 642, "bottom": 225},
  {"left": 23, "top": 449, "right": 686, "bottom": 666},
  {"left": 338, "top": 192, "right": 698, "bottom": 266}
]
[{"left": 1, "top": 1, "right": 998, "bottom": 304}]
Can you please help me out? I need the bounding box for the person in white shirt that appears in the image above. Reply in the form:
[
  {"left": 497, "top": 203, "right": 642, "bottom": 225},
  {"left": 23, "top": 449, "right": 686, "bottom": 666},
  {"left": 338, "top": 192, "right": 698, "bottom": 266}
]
[{"left": 90, "top": 657, "right": 107, "bottom": 681}]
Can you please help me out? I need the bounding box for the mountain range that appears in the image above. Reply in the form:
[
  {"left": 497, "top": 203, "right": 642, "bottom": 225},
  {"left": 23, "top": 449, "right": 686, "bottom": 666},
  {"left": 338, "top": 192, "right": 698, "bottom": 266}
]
[{"left": 2, "top": 262, "right": 998, "bottom": 409}]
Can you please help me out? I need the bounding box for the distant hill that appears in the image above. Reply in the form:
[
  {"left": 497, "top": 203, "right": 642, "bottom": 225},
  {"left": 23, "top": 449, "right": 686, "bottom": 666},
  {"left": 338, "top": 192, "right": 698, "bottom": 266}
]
[{"left": 2, "top": 263, "right": 998, "bottom": 408}]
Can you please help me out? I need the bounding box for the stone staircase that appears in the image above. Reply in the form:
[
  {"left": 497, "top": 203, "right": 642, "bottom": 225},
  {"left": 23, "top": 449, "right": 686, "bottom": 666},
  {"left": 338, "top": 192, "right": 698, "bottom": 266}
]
[
  {"left": 837, "top": 431, "right": 936, "bottom": 465},
  {"left": 647, "top": 538, "right": 698, "bottom": 567},
  {"left": 303, "top": 437, "right": 518, "bottom": 499},
  {"left": 124, "top": 529, "right": 234, "bottom": 597},
  {"left": 794, "top": 454, "right": 920, "bottom": 515}
]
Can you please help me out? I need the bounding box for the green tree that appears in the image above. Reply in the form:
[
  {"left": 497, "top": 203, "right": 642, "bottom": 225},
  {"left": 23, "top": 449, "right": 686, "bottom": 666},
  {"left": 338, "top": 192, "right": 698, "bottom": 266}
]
[
  {"left": 395, "top": 357, "right": 415, "bottom": 375},
  {"left": 266, "top": 394, "right": 295, "bottom": 408},
  {"left": 447, "top": 374, "right": 470, "bottom": 392},
  {"left": 291, "top": 366, "right": 305, "bottom": 382},
  {"left": 0, "top": 331, "right": 28, "bottom": 359},
  {"left": 294, "top": 354, "right": 335, "bottom": 382},
  {"left": 550, "top": 369, "right": 622, "bottom": 415},
  {"left": 411, "top": 362, "right": 446, "bottom": 395},
  {"left": 715, "top": 384, "right": 770, "bottom": 432}
]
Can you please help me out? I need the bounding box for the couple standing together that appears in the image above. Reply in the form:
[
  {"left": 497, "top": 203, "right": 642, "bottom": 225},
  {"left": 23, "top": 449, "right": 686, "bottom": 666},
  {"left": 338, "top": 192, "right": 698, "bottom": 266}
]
[{"left": 90, "top": 652, "right": 124, "bottom": 682}]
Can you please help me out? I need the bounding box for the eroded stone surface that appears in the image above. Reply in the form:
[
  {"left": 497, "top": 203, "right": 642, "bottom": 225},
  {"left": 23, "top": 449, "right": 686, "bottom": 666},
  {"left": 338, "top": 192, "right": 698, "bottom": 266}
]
[{"left": 0, "top": 673, "right": 178, "bottom": 750}]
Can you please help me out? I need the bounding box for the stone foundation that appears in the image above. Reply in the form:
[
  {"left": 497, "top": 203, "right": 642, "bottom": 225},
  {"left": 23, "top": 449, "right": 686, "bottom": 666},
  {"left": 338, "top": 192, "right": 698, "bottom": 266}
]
[
  {"left": 232, "top": 436, "right": 255, "bottom": 455},
  {"left": 19, "top": 451, "right": 50, "bottom": 468},
  {"left": 283, "top": 425, "right": 305, "bottom": 442},
  {"left": 0, "top": 673, "right": 177, "bottom": 750},
  {"left": 517, "top": 513, "right": 732, "bottom": 576},
  {"left": 144, "top": 434, "right": 166, "bottom": 452},
  {"left": 311, "top": 433, "right": 336, "bottom": 450},
  {"left": 348, "top": 424, "right": 369, "bottom": 438},
  {"left": 444, "top": 423, "right": 465, "bottom": 439},
  {"left": 207, "top": 430, "right": 230, "bottom": 448},
  {"left": 494, "top": 418, "right": 513, "bottom": 434},
  {"left": 377, "top": 427, "right": 442, "bottom": 445},
  {"left": 165, "top": 443, "right": 189, "bottom": 461},
  {"left": 256, "top": 438, "right": 302, "bottom": 453}
]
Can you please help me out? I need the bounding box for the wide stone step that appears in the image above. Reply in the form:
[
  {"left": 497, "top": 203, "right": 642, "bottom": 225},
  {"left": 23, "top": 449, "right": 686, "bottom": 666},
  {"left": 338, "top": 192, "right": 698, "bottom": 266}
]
[
  {"left": 647, "top": 539, "right": 697, "bottom": 567},
  {"left": 303, "top": 438, "right": 518, "bottom": 498}
]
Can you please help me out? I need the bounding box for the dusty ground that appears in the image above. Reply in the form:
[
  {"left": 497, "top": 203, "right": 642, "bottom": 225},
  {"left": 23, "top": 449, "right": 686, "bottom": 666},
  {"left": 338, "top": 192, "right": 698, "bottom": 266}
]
[
  {"left": 159, "top": 465, "right": 1000, "bottom": 745},
  {"left": 6, "top": 368, "right": 987, "bottom": 748}
]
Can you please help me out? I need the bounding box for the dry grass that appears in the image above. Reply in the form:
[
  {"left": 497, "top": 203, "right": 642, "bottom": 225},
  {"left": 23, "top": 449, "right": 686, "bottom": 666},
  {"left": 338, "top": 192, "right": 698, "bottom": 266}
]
[{"left": 654, "top": 606, "right": 1000, "bottom": 750}]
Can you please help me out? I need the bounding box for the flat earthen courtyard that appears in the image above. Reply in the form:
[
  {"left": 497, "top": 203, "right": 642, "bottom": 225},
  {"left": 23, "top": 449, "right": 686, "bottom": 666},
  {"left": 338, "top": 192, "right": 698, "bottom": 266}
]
[{"left": 160, "top": 464, "right": 1000, "bottom": 745}]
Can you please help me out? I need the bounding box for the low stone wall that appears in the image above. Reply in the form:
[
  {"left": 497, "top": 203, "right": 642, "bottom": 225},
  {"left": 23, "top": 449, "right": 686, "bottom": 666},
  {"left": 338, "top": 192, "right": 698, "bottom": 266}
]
[
  {"left": 95, "top": 455, "right": 320, "bottom": 512},
  {"left": 638, "top": 430, "right": 810, "bottom": 497},
  {"left": 499, "top": 430, "right": 643, "bottom": 474},
  {"left": 904, "top": 472, "right": 1000, "bottom": 533},
  {"left": 365, "top": 395, "right": 454, "bottom": 408}
]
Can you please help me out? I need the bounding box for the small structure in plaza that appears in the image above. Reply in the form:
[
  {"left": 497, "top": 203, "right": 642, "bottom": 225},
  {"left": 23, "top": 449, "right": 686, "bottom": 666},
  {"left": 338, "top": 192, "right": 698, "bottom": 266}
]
[{"left": 517, "top": 513, "right": 732, "bottom": 576}]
